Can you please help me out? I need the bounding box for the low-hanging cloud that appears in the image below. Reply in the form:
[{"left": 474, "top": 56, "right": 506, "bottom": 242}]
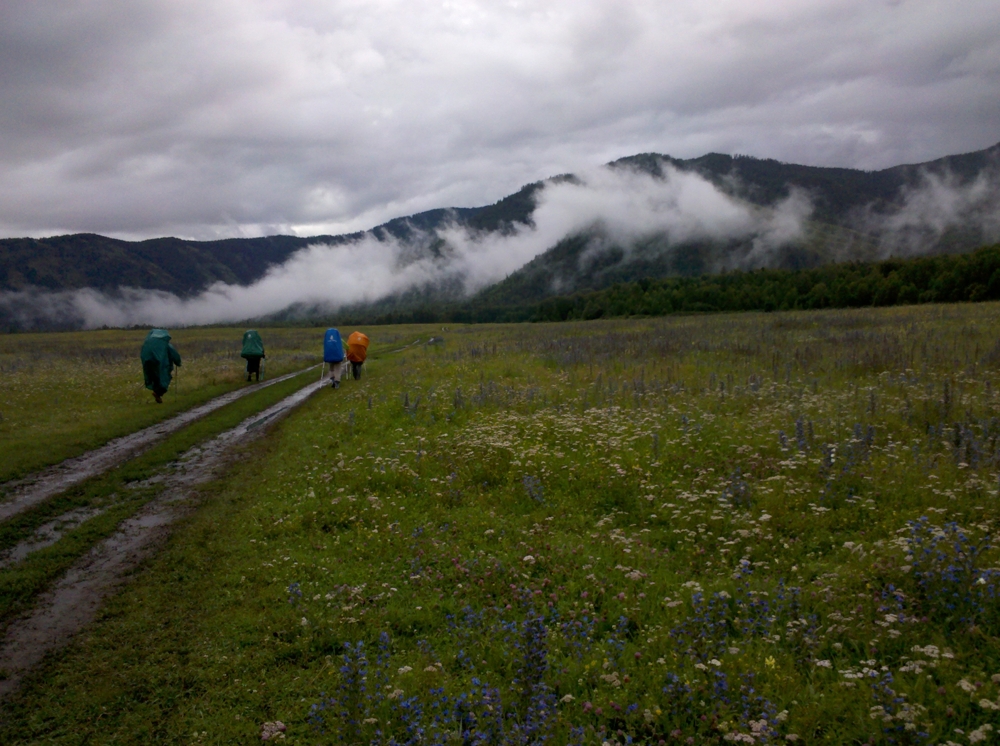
[
  {"left": 854, "top": 165, "right": 1000, "bottom": 256},
  {"left": 0, "top": 163, "right": 812, "bottom": 329}
]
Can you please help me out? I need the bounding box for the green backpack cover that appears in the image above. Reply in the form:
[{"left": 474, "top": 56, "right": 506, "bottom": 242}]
[
  {"left": 241, "top": 329, "right": 265, "bottom": 358},
  {"left": 140, "top": 329, "right": 181, "bottom": 392}
]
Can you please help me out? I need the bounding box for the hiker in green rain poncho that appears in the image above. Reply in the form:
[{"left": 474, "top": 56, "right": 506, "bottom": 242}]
[
  {"left": 140, "top": 329, "right": 182, "bottom": 403},
  {"left": 241, "top": 329, "right": 266, "bottom": 382}
]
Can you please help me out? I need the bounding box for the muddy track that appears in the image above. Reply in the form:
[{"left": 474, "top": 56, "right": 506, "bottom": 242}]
[
  {"left": 0, "top": 378, "right": 327, "bottom": 699},
  {"left": 0, "top": 364, "right": 318, "bottom": 524}
]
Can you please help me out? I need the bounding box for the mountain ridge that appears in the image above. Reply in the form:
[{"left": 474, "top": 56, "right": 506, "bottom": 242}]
[{"left": 1, "top": 142, "right": 998, "bottom": 320}]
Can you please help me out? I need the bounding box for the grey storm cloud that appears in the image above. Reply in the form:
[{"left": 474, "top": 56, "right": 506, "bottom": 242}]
[{"left": 0, "top": 0, "right": 999, "bottom": 241}]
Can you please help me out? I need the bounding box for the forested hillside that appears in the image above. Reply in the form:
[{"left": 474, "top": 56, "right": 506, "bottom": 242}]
[
  {"left": 0, "top": 233, "right": 332, "bottom": 296},
  {"left": 331, "top": 243, "right": 1000, "bottom": 325},
  {"left": 0, "top": 182, "right": 544, "bottom": 298},
  {"left": 535, "top": 242, "right": 1000, "bottom": 320},
  {"left": 620, "top": 142, "right": 1000, "bottom": 220}
]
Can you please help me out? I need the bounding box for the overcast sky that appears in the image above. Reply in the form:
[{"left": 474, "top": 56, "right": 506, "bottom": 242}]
[{"left": 1, "top": 0, "right": 998, "bottom": 242}]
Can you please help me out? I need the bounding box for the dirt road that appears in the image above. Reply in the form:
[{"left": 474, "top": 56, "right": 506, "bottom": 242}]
[
  {"left": 0, "top": 365, "right": 318, "bottom": 524},
  {"left": 0, "top": 378, "right": 326, "bottom": 699}
]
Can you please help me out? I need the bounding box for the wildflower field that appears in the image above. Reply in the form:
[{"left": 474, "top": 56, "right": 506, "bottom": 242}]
[
  {"left": 0, "top": 327, "right": 321, "bottom": 481},
  {"left": 5, "top": 305, "right": 1000, "bottom": 744}
]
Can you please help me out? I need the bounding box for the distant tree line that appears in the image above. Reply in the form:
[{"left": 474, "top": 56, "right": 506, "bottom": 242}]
[
  {"left": 533, "top": 243, "right": 1000, "bottom": 321},
  {"left": 329, "top": 243, "right": 1000, "bottom": 326}
]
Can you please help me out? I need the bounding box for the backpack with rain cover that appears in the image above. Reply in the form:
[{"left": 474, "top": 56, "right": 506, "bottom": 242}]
[
  {"left": 140, "top": 328, "right": 181, "bottom": 394},
  {"left": 346, "top": 331, "right": 369, "bottom": 363},
  {"left": 241, "top": 329, "right": 265, "bottom": 359},
  {"left": 324, "top": 328, "right": 345, "bottom": 363}
]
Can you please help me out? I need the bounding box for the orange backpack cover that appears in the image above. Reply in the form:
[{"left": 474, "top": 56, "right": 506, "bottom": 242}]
[{"left": 347, "top": 331, "right": 370, "bottom": 363}]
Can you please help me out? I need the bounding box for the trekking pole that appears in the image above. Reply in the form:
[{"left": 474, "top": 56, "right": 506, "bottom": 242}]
[
  {"left": 320, "top": 362, "right": 326, "bottom": 382},
  {"left": 261, "top": 358, "right": 265, "bottom": 382}
]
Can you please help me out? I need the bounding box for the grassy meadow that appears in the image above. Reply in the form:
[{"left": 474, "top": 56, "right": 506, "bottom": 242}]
[
  {"left": 0, "top": 327, "right": 324, "bottom": 481},
  {"left": 4, "top": 306, "right": 1000, "bottom": 744}
]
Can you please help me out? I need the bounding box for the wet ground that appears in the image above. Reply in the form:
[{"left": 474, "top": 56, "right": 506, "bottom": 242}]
[
  {"left": 0, "top": 377, "right": 326, "bottom": 699},
  {"left": 0, "top": 365, "right": 317, "bottom": 523},
  {"left": 0, "top": 506, "right": 107, "bottom": 571}
]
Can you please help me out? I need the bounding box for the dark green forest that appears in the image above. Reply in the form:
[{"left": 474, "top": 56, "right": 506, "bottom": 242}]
[{"left": 334, "top": 243, "right": 1000, "bottom": 325}]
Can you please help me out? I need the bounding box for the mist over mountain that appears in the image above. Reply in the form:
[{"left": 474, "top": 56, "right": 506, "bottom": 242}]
[{"left": 2, "top": 142, "right": 999, "bottom": 331}]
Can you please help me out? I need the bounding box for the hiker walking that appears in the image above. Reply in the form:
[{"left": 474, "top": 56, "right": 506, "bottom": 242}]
[
  {"left": 241, "top": 329, "right": 266, "bottom": 382},
  {"left": 324, "top": 328, "right": 346, "bottom": 389},
  {"left": 140, "top": 328, "right": 182, "bottom": 404},
  {"left": 346, "top": 331, "right": 369, "bottom": 380}
]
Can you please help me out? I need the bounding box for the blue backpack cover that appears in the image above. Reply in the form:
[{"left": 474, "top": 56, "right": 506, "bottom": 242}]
[{"left": 324, "top": 328, "right": 345, "bottom": 363}]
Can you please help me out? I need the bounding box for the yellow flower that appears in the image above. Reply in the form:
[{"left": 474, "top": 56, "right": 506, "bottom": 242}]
[{"left": 765, "top": 656, "right": 776, "bottom": 669}]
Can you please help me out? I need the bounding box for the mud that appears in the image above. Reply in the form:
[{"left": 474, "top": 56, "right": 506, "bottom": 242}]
[
  {"left": 0, "top": 365, "right": 318, "bottom": 524},
  {"left": 0, "top": 506, "right": 107, "bottom": 570},
  {"left": 0, "top": 378, "right": 326, "bottom": 699}
]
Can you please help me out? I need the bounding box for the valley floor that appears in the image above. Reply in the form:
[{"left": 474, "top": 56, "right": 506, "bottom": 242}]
[{"left": 3, "top": 307, "right": 1000, "bottom": 744}]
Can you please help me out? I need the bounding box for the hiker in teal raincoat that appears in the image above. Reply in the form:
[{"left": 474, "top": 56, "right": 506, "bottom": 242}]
[
  {"left": 140, "top": 329, "right": 182, "bottom": 403},
  {"left": 241, "top": 329, "right": 265, "bottom": 382}
]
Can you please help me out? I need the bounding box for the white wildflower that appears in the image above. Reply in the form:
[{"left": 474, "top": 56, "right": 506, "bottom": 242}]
[{"left": 970, "top": 724, "right": 994, "bottom": 744}]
